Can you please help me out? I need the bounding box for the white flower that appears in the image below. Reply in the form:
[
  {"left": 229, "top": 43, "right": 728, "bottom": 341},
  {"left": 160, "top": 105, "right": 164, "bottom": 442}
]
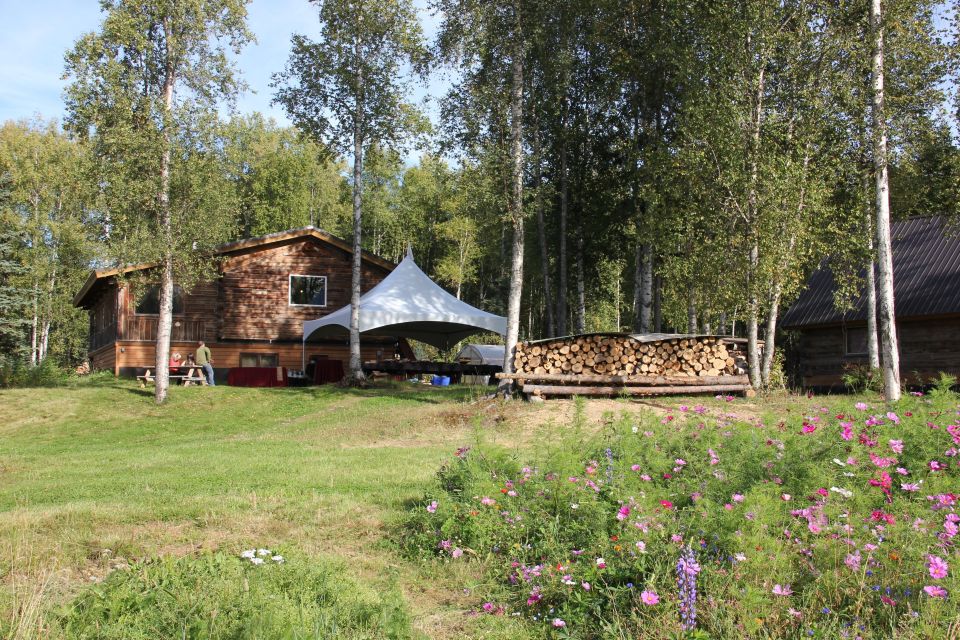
[
  {"left": 832, "top": 458, "right": 847, "bottom": 466},
  {"left": 570, "top": 503, "right": 579, "bottom": 510},
  {"left": 241, "top": 550, "right": 256, "bottom": 559},
  {"left": 271, "top": 555, "right": 284, "bottom": 563},
  {"left": 257, "top": 548, "right": 271, "bottom": 557},
  {"left": 830, "top": 487, "right": 853, "bottom": 498},
  {"left": 632, "top": 426, "right": 639, "bottom": 433},
  {"left": 250, "top": 557, "right": 265, "bottom": 565}
]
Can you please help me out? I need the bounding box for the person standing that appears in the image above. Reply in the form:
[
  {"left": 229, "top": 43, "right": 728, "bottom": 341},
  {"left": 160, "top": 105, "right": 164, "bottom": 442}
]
[{"left": 195, "top": 340, "right": 215, "bottom": 386}]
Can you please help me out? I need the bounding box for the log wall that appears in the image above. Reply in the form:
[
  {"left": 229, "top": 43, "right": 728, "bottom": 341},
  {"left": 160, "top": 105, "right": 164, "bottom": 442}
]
[{"left": 794, "top": 316, "right": 960, "bottom": 387}]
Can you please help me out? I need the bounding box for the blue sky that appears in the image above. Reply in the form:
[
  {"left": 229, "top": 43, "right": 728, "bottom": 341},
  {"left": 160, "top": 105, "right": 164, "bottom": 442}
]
[{"left": 0, "top": 0, "right": 447, "bottom": 129}]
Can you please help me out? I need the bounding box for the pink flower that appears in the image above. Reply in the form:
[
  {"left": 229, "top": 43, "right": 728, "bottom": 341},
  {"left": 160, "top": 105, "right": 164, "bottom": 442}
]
[
  {"left": 928, "top": 555, "right": 949, "bottom": 579},
  {"left": 880, "top": 595, "right": 896, "bottom": 606},
  {"left": 526, "top": 588, "right": 541, "bottom": 605},
  {"left": 596, "top": 557, "right": 606, "bottom": 569},
  {"left": 581, "top": 581, "right": 591, "bottom": 591},
  {"left": 840, "top": 422, "right": 854, "bottom": 440},
  {"left": 451, "top": 548, "right": 463, "bottom": 558},
  {"left": 855, "top": 402, "right": 868, "bottom": 411},
  {"left": 930, "top": 460, "right": 945, "bottom": 471},
  {"left": 482, "top": 602, "right": 495, "bottom": 613},
  {"left": 636, "top": 540, "right": 647, "bottom": 552},
  {"left": 923, "top": 585, "right": 948, "bottom": 598},
  {"left": 679, "top": 405, "right": 689, "bottom": 412},
  {"left": 886, "top": 411, "right": 900, "bottom": 424},
  {"left": 640, "top": 590, "right": 660, "bottom": 605},
  {"left": 889, "top": 439, "right": 904, "bottom": 454},
  {"left": 630, "top": 464, "right": 641, "bottom": 471},
  {"left": 660, "top": 500, "right": 674, "bottom": 510},
  {"left": 901, "top": 483, "right": 920, "bottom": 492},
  {"left": 802, "top": 423, "right": 817, "bottom": 434},
  {"left": 780, "top": 494, "right": 791, "bottom": 501},
  {"left": 772, "top": 584, "right": 793, "bottom": 596},
  {"left": 845, "top": 552, "right": 861, "bottom": 571},
  {"left": 481, "top": 496, "right": 496, "bottom": 506},
  {"left": 426, "top": 500, "right": 438, "bottom": 513},
  {"left": 732, "top": 493, "right": 745, "bottom": 503},
  {"left": 640, "top": 474, "right": 651, "bottom": 481},
  {"left": 670, "top": 534, "right": 683, "bottom": 543},
  {"left": 552, "top": 618, "right": 566, "bottom": 628},
  {"left": 617, "top": 506, "right": 631, "bottom": 521}
]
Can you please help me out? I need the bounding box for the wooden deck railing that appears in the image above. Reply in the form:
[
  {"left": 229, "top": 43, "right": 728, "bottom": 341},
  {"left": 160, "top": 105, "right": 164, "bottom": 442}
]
[{"left": 123, "top": 316, "right": 207, "bottom": 342}]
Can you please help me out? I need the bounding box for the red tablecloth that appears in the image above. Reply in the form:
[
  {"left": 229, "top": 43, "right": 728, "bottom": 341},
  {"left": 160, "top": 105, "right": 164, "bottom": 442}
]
[
  {"left": 313, "top": 359, "right": 344, "bottom": 384},
  {"left": 227, "top": 367, "right": 288, "bottom": 387}
]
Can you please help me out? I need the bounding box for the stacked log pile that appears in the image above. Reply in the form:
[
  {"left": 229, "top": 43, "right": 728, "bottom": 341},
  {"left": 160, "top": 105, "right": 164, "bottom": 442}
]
[{"left": 497, "top": 334, "right": 757, "bottom": 398}]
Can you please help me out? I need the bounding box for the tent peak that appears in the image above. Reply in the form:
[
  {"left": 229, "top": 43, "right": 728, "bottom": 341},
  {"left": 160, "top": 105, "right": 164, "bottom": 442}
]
[{"left": 405, "top": 244, "right": 414, "bottom": 261}]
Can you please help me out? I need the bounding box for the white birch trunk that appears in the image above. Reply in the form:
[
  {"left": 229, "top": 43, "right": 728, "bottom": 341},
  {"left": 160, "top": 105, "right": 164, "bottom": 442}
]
[
  {"left": 498, "top": 32, "right": 525, "bottom": 396},
  {"left": 349, "top": 102, "right": 365, "bottom": 382},
  {"left": 746, "top": 64, "right": 766, "bottom": 390},
  {"left": 154, "top": 21, "right": 176, "bottom": 404},
  {"left": 870, "top": 0, "right": 901, "bottom": 400}
]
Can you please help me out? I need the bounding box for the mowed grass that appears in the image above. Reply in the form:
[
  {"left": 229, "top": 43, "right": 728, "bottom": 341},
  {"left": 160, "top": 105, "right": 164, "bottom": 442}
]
[{"left": 0, "top": 377, "right": 539, "bottom": 639}]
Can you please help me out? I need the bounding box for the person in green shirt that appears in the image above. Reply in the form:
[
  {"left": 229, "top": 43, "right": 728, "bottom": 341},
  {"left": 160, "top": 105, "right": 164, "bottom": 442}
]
[{"left": 195, "top": 340, "right": 215, "bottom": 386}]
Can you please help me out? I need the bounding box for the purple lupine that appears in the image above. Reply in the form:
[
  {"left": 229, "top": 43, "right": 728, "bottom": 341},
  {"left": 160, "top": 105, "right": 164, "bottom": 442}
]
[{"left": 676, "top": 546, "right": 700, "bottom": 631}]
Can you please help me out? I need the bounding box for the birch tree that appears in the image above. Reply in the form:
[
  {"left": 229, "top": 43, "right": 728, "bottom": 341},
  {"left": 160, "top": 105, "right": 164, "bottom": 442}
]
[
  {"left": 273, "top": 0, "right": 426, "bottom": 384},
  {"left": 65, "top": 0, "right": 252, "bottom": 403}
]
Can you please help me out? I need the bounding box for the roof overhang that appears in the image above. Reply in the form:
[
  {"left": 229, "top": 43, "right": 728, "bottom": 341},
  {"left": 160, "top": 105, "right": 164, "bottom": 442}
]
[{"left": 73, "top": 227, "right": 395, "bottom": 308}]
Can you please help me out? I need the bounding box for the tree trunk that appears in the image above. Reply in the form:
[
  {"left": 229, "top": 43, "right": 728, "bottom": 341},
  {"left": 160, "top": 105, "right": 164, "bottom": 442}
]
[
  {"left": 574, "top": 217, "right": 586, "bottom": 334},
  {"left": 865, "top": 251, "right": 881, "bottom": 370},
  {"left": 348, "top": 101, "right": 365, "bottom": 383},
  {"left": 686, "top": 288, "right": 697, "bottom": 334},
  {"left": 533, "top": 130, "right": 555, "bottom": 336},
  {"left": 498, "top": 32, "right": 525, "bottom": 396},
  {"left": 653, "top": 274, "right": 662, "bottom": 332},
  {"left": 870, "top": 0, "right": 900, "bottom": 400},
  {"left": 745, "top": 63, "right": 766, "bottom": 390},
  {"left": 30, "top": 281, "right": 38, "bottom": 366},
  {"left": 556, "top": 137, "right": 568, "bottom": 336},
  {"left": 760, "top": 284, "right": 782, "bottom": 386},
  {"left": 154, "top": 23, "right": 176, "bottom": 404}
]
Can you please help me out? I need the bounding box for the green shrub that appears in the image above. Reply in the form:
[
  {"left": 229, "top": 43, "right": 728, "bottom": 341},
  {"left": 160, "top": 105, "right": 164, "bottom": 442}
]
[
  {"left": 58, "top": 551, "right": 413, "bottom": 639},
  {"left": 840, "top": 363, "right": 883, "bottom": 394},
  {"left": 0, "top": 359, "right": 73, "bottom": 388}
]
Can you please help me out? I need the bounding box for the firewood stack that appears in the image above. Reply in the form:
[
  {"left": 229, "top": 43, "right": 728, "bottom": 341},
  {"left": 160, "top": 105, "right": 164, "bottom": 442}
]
[{"left": 497, "top": 334, "right": 757, "bottom": 398}]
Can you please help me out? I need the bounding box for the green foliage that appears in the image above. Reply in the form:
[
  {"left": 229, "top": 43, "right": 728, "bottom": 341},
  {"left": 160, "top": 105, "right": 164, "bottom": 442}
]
[
  {"left": 0, "top": 358, "right": 73, "bottom": 389},
  {"left": 841, "top": 363, "right": 884, "bottom": 394},
  {"left": 928, "top": 372, "right": 957, "bottom": 401},
  {"left": 404, "top": 395, "right": 960, "bottom": 638},
  {"left": 59, "top": 552, "right": 413, "bottom": 639}
]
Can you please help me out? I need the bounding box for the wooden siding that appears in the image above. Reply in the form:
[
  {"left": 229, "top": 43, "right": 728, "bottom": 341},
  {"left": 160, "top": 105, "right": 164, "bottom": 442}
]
[
  {"left": 89, "top": 342, "right": 117, "bottom": 374},
  {"left": 119, "top": 280, "right": 218, "bottom": 342},
  {"left": 88, "top": 288, "right": 118, "bottom": 351},
  {"left": 794, "top": 317, "right": 960, "bottom": 387},
  {"left": 218, "top": 238, "right": 389, "bottom": 341}
]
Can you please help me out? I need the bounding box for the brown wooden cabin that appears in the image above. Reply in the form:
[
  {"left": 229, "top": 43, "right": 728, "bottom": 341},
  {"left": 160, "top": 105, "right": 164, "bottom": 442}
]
[
  {"left": 73, "top": 227, "right": 414, "bottom": 380},
  {"left": 781, "top": 216, "right": 960, "bottom": 389}
]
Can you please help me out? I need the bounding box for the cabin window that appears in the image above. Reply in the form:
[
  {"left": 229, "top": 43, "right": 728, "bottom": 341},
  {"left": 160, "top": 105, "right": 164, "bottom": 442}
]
[
  {"left": 135, "top": 285, "right": 184, "bottom": 315},
  {"left": 289, "top": 275, "right": 327, "bottom": 307},
  {"left": 845, "top": 327, "right": 868, "bottom": 356},
  {"left": 240, "top": 353, "right": 279, "bottom": 368}
]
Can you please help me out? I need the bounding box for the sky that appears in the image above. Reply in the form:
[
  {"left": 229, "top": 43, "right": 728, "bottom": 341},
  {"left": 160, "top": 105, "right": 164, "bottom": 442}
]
[{"left": 0, "top": 0, "right": 448, "bottom": 133}]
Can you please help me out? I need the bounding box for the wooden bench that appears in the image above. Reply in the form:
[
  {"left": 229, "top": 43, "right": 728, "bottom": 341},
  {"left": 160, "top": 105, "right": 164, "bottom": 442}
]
[{"left": 137, "top": 368, "right": 207, "bottom": 388}]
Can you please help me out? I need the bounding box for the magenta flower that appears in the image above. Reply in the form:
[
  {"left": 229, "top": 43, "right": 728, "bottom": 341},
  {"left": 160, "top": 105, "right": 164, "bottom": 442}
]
[
  {"left": 631, "top": 464, "right": 641, "bottom": 471},
  {"left": 928, "top": 555, "right": 949, "bottom": 579},
  {"left": 426, "top": 500, "right": 438, "bottom": 513},
  {"left": 732, "top": 493, "right": 745, "bottom": 503},
  {"left": 889, "top": 439, "right": 904, "bottom": 454},
  {"left": 840, "top": 422, "right": 854, "bottom": 440},
  {"left": 526, "top": 588, "right": 541, "bottom": 605},
  {"left": 855, "top": 402, "right": 868, "bottom": 411},
  {"left": 923, "top": 585, "right": 948, "bottom": 598},
  {"left": 552, "top": 618, "right": 566, "bottom": 628},
  {"left": 617, "top": 506, "right": 631, "bottom": 520},
  {"left": 640, "top": 590, "right": 660, "bottom": 605},
  {"left": 772, "top": 584, "right": 793, "bottom": 596}
]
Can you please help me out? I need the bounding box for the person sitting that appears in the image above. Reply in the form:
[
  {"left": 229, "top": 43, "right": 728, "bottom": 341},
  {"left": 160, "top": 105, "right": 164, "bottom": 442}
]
[{"left": 169, "top": 352, "right": 183, "bottom": 370}]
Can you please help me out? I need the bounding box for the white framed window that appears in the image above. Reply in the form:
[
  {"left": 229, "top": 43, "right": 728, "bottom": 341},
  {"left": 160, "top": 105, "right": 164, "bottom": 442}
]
[{"left": 289, "top": 274, "right": 327, "bottom": 307}]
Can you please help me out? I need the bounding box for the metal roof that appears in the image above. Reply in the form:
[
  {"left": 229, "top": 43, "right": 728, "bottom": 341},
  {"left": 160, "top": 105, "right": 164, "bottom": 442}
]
[{"left": 781, "top": 216, "right": 960, "bottom": 328}]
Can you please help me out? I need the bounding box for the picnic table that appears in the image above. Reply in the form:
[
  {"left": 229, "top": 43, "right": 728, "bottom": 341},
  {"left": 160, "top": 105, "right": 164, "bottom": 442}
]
[{"left": 137, "top": 366, "right": 208, "bottom": 388}]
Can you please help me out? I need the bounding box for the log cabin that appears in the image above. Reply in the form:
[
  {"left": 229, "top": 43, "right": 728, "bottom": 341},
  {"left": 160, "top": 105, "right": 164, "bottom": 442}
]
[
  {"left": 781, "top": 216, "right": 960, "bottom": 388},
  {"left": 73, "top": 227, "right": 413, "bottom": 381}
]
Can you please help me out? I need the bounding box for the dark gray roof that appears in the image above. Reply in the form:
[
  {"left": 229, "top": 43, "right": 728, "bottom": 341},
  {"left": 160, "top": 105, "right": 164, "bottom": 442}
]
[{"left": 782, "top": 216, "right": 960, "bottom": 328}]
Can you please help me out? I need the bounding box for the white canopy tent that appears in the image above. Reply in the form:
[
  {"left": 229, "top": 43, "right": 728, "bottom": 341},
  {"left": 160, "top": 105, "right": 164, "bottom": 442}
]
[{"left": 303, "top": 249, "right": 507, "bottom": 354}]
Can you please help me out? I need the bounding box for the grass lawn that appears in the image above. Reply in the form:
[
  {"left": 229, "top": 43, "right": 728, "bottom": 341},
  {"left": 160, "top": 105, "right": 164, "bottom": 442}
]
[
  {"left": 1, "top": 378, "right": 538, "bottom": 638},
  {"left": 2, "top": 378, "right": 953, "bottom": 638}
]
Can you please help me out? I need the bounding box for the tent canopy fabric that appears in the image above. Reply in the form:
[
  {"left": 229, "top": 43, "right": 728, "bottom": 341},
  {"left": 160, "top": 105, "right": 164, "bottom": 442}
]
[
  {"left": 303, "top": 250, "right": 507, "bottom": 349},
  {"left": 455, "top": 344, "right": 505, "bottom": 366}
]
